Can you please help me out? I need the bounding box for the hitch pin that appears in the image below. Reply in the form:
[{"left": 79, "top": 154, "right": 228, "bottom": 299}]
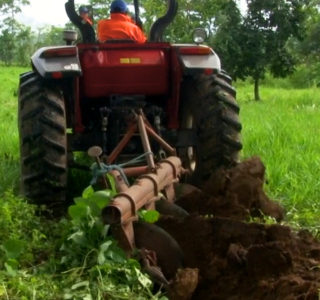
[{"left": 88, "top": 146, "right": 108, "bottom": 189}]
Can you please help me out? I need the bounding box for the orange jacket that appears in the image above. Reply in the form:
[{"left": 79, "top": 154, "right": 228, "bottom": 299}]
[{"left": 97, "top": 13, "right": 147, "bottom": 43}]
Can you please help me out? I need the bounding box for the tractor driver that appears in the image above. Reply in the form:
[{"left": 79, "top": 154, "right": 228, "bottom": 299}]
[{"left": 97, "top": 0, "right": 147, "bottom": 43}]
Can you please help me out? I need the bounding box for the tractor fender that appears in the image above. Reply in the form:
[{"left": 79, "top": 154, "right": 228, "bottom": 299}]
[
  {"left": 31, "top": 46, "right": 82, "bottom": 79},
  {"left": 174, "top": 44, "right": 221, "bottom": 72}
]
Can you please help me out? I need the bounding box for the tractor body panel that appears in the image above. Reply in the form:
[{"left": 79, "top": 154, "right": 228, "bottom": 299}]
[
  {"left": 180, "top": 51, "right": 221, "bottom": 70},
  {"left": 173, "top": 44, "right": 221, "bottom": 71},
  {"left": 31, "top": 42, "right": 221, "bottom": 132},
  {"left": 78, "top": 43, "right": 171, "bottom": 97},
  {"left": 32, "top": 46, "right": 82, "bottom": 78}
]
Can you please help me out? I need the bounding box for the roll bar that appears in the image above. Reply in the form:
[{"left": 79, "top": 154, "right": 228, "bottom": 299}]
[
  {"left": 133, "top": 0, "right": 143, "bottom": 29},
  {"left": 65, "top": 0, "right": 177, "bottom": 43},
  {"left": 149, "top": 0, "right": 178, "bottom": 42},
  {"left": 65, "top": 0, "right": 95, "bottom": 43}
]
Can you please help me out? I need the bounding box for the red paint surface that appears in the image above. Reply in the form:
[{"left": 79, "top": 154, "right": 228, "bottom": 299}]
[{"left": 79, "top": 44, "right": 171, "bottom": 97}]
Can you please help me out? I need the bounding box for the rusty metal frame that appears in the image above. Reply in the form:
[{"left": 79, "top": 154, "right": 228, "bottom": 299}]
[
  {"left": 107, "top": 122, "right": 137, "bottom": 164},
  {"left": 100, "top": 110, "right": 183, "bottom": 255},
  {"left": 102, "top": 156, "right": 182, "bottom": 253},
  {"left": 107, "top": 110, "right": 176, "bottom": 166}
]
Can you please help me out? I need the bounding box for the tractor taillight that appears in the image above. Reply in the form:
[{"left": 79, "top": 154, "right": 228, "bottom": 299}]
[
  {"left": 179, "top": 46, "right": 212, "bottom": 55},
  {"left": 41, "top": 47, "right": 77, "bottom": 58},
  {"left": 51, "top": 72, "right": 63, "bottom": 79},
  {"left": 204, "top": 69, "right": 213, "bottom": 75}
]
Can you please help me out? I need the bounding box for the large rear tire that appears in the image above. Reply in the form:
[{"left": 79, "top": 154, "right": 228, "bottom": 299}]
[
  {"left": 179, "top": 72, "right": 242, "bottom": 185},
  {"left": 18, "top": 71, "right": 67, "bottom": 209}
]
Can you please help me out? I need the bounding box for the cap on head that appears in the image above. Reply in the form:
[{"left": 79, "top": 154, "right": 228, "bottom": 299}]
[
  {"left": 79, "top": 6, "right": 89, "bottom": 14},
  {"left": 110, "top": 0, "right": 128, "bottom": 13}
]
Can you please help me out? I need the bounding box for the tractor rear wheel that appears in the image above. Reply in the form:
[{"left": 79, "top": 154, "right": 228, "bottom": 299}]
[
  {"left": 179, "top": 72, "right": 242, "bottom": 185},
  {"left": 18, "top": 71, "right": 67, "bottom": 210}
]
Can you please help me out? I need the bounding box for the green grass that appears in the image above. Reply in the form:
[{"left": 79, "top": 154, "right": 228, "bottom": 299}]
[
  {"left": 237, "top": 84, "right": 320, "bottom": 231},
  {"left": 0, "top": 66, "right": 27, "bottom": 194}
]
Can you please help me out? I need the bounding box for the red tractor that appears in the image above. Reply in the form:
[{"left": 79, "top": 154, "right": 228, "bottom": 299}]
[{"left": 18, "top": 0, "right": 242, "bottom": 209}]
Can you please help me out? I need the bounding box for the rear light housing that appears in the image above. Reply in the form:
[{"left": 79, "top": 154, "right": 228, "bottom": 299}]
[
  {"left": 51, "top": 72, "right": 63, "bottom": 79},
  {"left": 179, "top": 46, "right": 213, "bottom": 55},
  {"left": 41, "top": 47, "right": 77, "bottom": 58}
]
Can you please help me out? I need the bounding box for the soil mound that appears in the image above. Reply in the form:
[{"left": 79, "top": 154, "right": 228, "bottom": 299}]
[
  {"left": 176, "top": 156, "right": 284, "bottom": 222},
  {"left": 162, "top": 157, "right": 320, "bottom": 299},
  {"left": 161, "top": 216, "right": 320, "bottom": 300}
]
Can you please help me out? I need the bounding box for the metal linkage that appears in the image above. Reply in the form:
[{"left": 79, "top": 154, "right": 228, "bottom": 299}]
[
  {"left": 107, "top": 109, "right": 176, "bottom": 172},
  {"left": 88, "top": 108, "right": 183, "bottom": 258},
  {"left": 102, "top": 156, "right": 183, "bottom": 253},
  {"left": 137, "top": 110, "right": 156, "bottom": 170}
]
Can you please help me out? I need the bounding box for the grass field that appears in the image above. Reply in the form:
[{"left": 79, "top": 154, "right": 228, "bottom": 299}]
[
  {"left": 236, "top": 84, "right": 320, "bottom": 231},
  {"left": 0, "top": 66, "right": 26, "bottom": 195},
  {"left": 0, "top": 66, "right": 319, "bottom": 298}
]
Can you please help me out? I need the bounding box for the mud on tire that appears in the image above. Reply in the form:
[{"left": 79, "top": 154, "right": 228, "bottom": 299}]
[
  {"left": 18, "top": 71, "right": 67, "bottom": 209},
  {"left": 179, "top": 71, "right": 242, "bottom": 185}
]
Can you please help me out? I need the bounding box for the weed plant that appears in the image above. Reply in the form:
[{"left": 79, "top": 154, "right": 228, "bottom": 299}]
[{"left": 0, "top": 187, "right": 164, "bottom": 299}]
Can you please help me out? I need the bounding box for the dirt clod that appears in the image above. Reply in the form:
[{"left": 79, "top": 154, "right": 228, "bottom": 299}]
[
  {"left": 161, "top": 157, "right": 320, "bottom": 299},
  {"left": 176, "top": 156, "right": 285, "bottom": 222},
  {"left": 169, "top": 268, "right": 199, "bottom": 300}
]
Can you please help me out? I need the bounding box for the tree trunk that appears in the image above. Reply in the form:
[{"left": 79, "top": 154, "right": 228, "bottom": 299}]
[{"left": 254, "top": 77, "right": 260, "bottom": 101}]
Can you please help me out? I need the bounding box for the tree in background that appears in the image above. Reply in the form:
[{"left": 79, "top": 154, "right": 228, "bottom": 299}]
[
  {"left": 0, "top": 0, "right": 66, "bottom": 66},
  {"left": 141, "top": 0, "right": 225, "bottom": 42},
  {"left": 287, "top": 0, "right": 320, "bottom": 86},
  {"left": 211, "top": 1, "right": 243, "bottom": 77},
  {"left": 88, "top": 0, "right": 111, "bottom": 20},
  {"left": 34, "top": 26, "right": 65, "bottom": 49},
  {"left": 0, "top": 0, "right": 30, "bottom": 65},
  {"left": 238, "top": 0, "right": 306, "bottom": 100}
]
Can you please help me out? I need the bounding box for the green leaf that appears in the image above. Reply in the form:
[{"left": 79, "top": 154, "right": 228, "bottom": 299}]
[
  {"left": 135, "top": 267, "right": 152, "bottom": 288},
  {"left": 63, "top": 293, "right": 73, "bottom": 299},
  {"left": 67, "top": 230, "right": 87, "bottom": 246},
  {"left": 74, "top": 197, "right": 89, "bottom": 205},
  {"left": 71, "top": 280, "right": 89, "bottom": 290},
  {"left": 0, "top": 286, "right": 5, "bottom": 297},
  {"left": 90, "top": 190, "right": 112, "bottom": 209},
  {"left": 97, "top": 240, "right": 113, "bottom": 265},
  {"left": 139, "top": 210, "right": 160, "bottom": 223},
  {"left": 106, "top": 173, "right": 117, "bottom": 195},
  {"left": 82, "top": 185, "right": 95, "bottom": 199},
  {"left": 127, "top": 258, "right": 141, "bottom": 269},
  {"left": 106, "top": 249, "right": 126, "bottom": 263},
  {"left": 100, "top": 240, "right": 113, "bottom": 252},
  {"left": 101, "top": 224, "right": 110, "bottom": 238},
  {"left": 68, "top": 204, "right": 88, "bottom": 221},
  {"left": 2, "top": 239, "right": 24, "bottom": 259},
  {"left": 97, "top": 251, "right": 106, "bottom": 265},
  {"left": 4, "top": 259, "right": 19, "bottom": 276}
]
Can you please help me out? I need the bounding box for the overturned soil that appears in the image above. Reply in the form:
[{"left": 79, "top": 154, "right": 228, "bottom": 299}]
[{"left": 161, "top": 157, "right": 320, "bottom": 300}]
